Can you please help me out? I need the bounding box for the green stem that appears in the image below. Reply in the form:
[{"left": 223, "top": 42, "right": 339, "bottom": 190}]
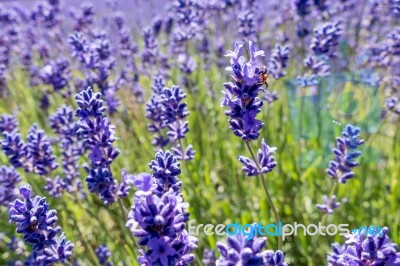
[
  {"left": 61, "top": 202, "right": 98, "bottom": 265},
  {"left": 245, "top": 141, "right": 282, "bottom": 250}
]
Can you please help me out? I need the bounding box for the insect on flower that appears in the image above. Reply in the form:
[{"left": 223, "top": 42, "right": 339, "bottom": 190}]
[{"left": 257, "top": 66, "right": 269, "bottom": 88}]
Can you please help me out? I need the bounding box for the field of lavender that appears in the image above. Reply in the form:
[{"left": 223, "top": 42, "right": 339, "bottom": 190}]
[{"left": 0, "top": 0, "right": 399, "bottom": 265}]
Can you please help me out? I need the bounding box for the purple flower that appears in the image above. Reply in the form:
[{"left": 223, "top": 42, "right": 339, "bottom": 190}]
[
  {"left": 145, "top": 77, "right": 195, "bottom": 160},
  {"left": 127, "top": 150, "right": 198, "bottom": 265},
  {"left": 326, "top": 124, "right": 364, "bottom": 183},
  {"left": 222, "top": 41, "right": 268, "bottom": 141},
  {"left": 293, "top": 0, "right": 311, "bottom": 17},
  {"left": 147, "top": 237, "right": 177, "bottom": 265},
  {"left": 238, "top": 10, "right": 256, "bottom": 39},
  {"left": 328, "top": 227, "right": 400, "bottom": 265},
  {"left": 39, "top": 58, "right": 70, "bottom": 94},
  {"left": 149, "top": 150, "right": 182, "bottom": 194},
  {"left": 75, "top": 87, "right": 124, "bottom": 204},
  {"left": 268, "top": 44, "right": 290, "bottom": 79},
  {"left": 117, "top": 169, "right": 132, "bottom": 198},
  {"left": 304, "top": 55, "right": 330, "bottom": 76},
  {"left": 238, "top": 139, "right": 277, "bottom": 176},
  {"left": 8, "top": 186, "right": 73, "bottom": 264},
  {"left": 386, "top": 97, "right": 400, "bottom": 114},
  {"left": 49, "top": 105, "right": 85, "bottom": 197},
  {"left": 316, "top": 195, "right": 341, "bottom": 214},
  {"left": 26, "top": 125, "right": 58, "bottom": 176},
  {"left": 1, "top": 119, "right": 29, "bottom": 169},
  {"left": 317, "top": 124, "right": 364, "bottom": 215},
  {"left": 96, "top": 245, "right": 112, "bottom": 266},
  {"left": 310, "top": 21, "right": 342, "bottom": 58},
  {"left": 0, "top": 166, "right": 21, "bottom": 206},
  {"left": 146, "top": 76, "right": 169, "bottom": 147},
  {"left": 0, "top": 114, "right": 18, "bottom": 134},
  {"left": 44, "top": 176, "right": 64, "bottom": 198},
  {"left": 70, "top": 2, "right": 94, "bottom": 31},
  {"left": 216, "top": 233, "right": 288, "bottom": 265},
  {"left": 202, "top": 249, "right": 216, "bottom": 266}
]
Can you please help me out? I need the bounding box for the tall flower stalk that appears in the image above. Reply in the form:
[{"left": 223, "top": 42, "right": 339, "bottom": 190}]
[
  {"left": 8, "top": 186, "right": 74, "bottom": 264},
  {"left": 126, "top": 150, "right": 198, "bottom": 265},
  {"left": 221, "top": 41, "right": 282, "bottom": 249},
  {"left": 318, "top": 124, "right": 365, "bottom": 224},
  {"left": 74, "top": 87, "right": 130, "bottom": 204}
]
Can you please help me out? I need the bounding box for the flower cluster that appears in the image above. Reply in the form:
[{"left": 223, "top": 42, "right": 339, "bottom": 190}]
[
  {"left": 47, "top": 105, "right": 85, "bottom": 198},
  {"left": 298, "top": 20, "right": 342, "bottom": 82},
  {"left": 216, "top": 231, "right": 287, "bottom": 265},
  {"left": 202, "top": 249, "right": 216, "bottom": 266},
  {"left": 317, "top": 124, "right": 364, "bottom": 214},
  {"left": 238, "top": 139, "right": 277, "bottom": 176},
  {"left": 96, "top": 245, "right": 113, "bottom": 266},
  {"left": 0, "top": 166, "right": 21, "bottom": 207},
  {"left": 328, "top": 227, "right": 400, "bottom": 265},
  {"left": 8, "top": 186, "right": 74, "bottom": 264},
  {"left": 75, "top": 87, "right": 128, "bottom": 204},
  {"left": 268, "top": 44, "right": 290, "bottom": 80},
  {"left": 127, "top": 150, "right": 198, "bottom": 265},
  {"left": 69, "top": 31, "right": 120, "bottom": 114},
  {"left": 70, "top": 2, "right": 94, "bottom": 31},
  {"left": 26, "top": 124, "right": 59, "bottom": 176},
  {"left": 170, "top": 0, "right": 205, "bottom": 51},
  {"left": 141, "top": 27, "right": 159, "bottom": 68},
  {"left": 310, "top": 21, "right": 342, "bottom": 59},
  {"left": 221, "top": 41, "right": 268, "bottom": 141},
  {"left": 326, "top": 124, "right": 364, "bottom": 183},
  {"left": 238, "top": 10, "right": 256, "bottom": 39},
  {"left": 39, "top": 57, "right": 70, "bottom": 95},
  {"left": 1, "top": 117, "right": 58, "bottom": 177},
  {"left": 145, "top": 76, "right": 195, "bottom": 161},
  {"left": 316, "top": 195, "right": 341, "bottom": 214}
]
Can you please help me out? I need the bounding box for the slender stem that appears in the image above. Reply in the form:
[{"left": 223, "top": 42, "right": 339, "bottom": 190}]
[
  {"left": 61, "top": 202, "right": 98, "bottom": 265},
  {"left": 245, "top": 141, "right": 282, "bottom": 250}
]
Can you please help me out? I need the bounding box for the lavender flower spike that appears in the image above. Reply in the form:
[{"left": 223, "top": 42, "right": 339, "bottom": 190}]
[
  {"left": 268, "top": 44, "right": 290, "bottom": 80},
  {"left": 96, "top": 245, "right": 112, "bottom": 266},
  {"left": 0, "top": 166, "right": 21, "bottom": 206},
  {"left": 222, "top": 41, "right": 268, "bottom": 141},
  {"left": 316, "top": 195, "right": 341, "bottom": 214},
  {"left": 216, "top": 230, "right": 288, "bottom": 266},
  {"left": 238, "top": 139, "right": 277, "bottom": 176},
  {"left": 75, "top": 87, "right": 126, "bottom": 204},
  {"left": 8, "top": 186, "right": 73, "bottom": 264},
  {"left": 326, "top": 124, "right": 364, "bottom": 184},
  {"left": 127, "top": 150, "right": 198, "bottom": 265},
  {"left": 328, "top": 227, "right": 400, "bottom": 265}
]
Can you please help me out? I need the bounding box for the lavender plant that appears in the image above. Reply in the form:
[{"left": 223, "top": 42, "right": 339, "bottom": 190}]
[
  {"left": 75, "top": 87, "right": 129, "bottom": 204},
  {"left": 145, "top": 76, "right": 195, "bottom": 161},
  {"left": 327, "top": 227, "right": 400, "bottom": 265},
  {"left": 48, "top": 104, "right": 85, "bottom": 198},
  {"left": 222, "top": 41, "right": 282, "bottom": 249},
  {"left": 202, "top": 249, "right": 216, "bottom": 266},
  {"left": 268, "top": 44, "right": 290, "bottom": 80},
  {"left": 126, "top": 150, "right": 198, "bottom": 265},
  {"left": 96, "top": 245, "right": 113, "bottom": 266},
  {"left": 317, "top": 124, "right": 364, "bottom": 217},
  {"left": 1, "top": 117, "right": 58, "bottom": 178},
  {"left": 8, "top": 186, "right": 74, "bottom": 264},
  {"left": 0, "top": 166, "right": 21, "bottom": 207},
  {"left": 216, "top": 231, "right": 288, "bottom": 266}
]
